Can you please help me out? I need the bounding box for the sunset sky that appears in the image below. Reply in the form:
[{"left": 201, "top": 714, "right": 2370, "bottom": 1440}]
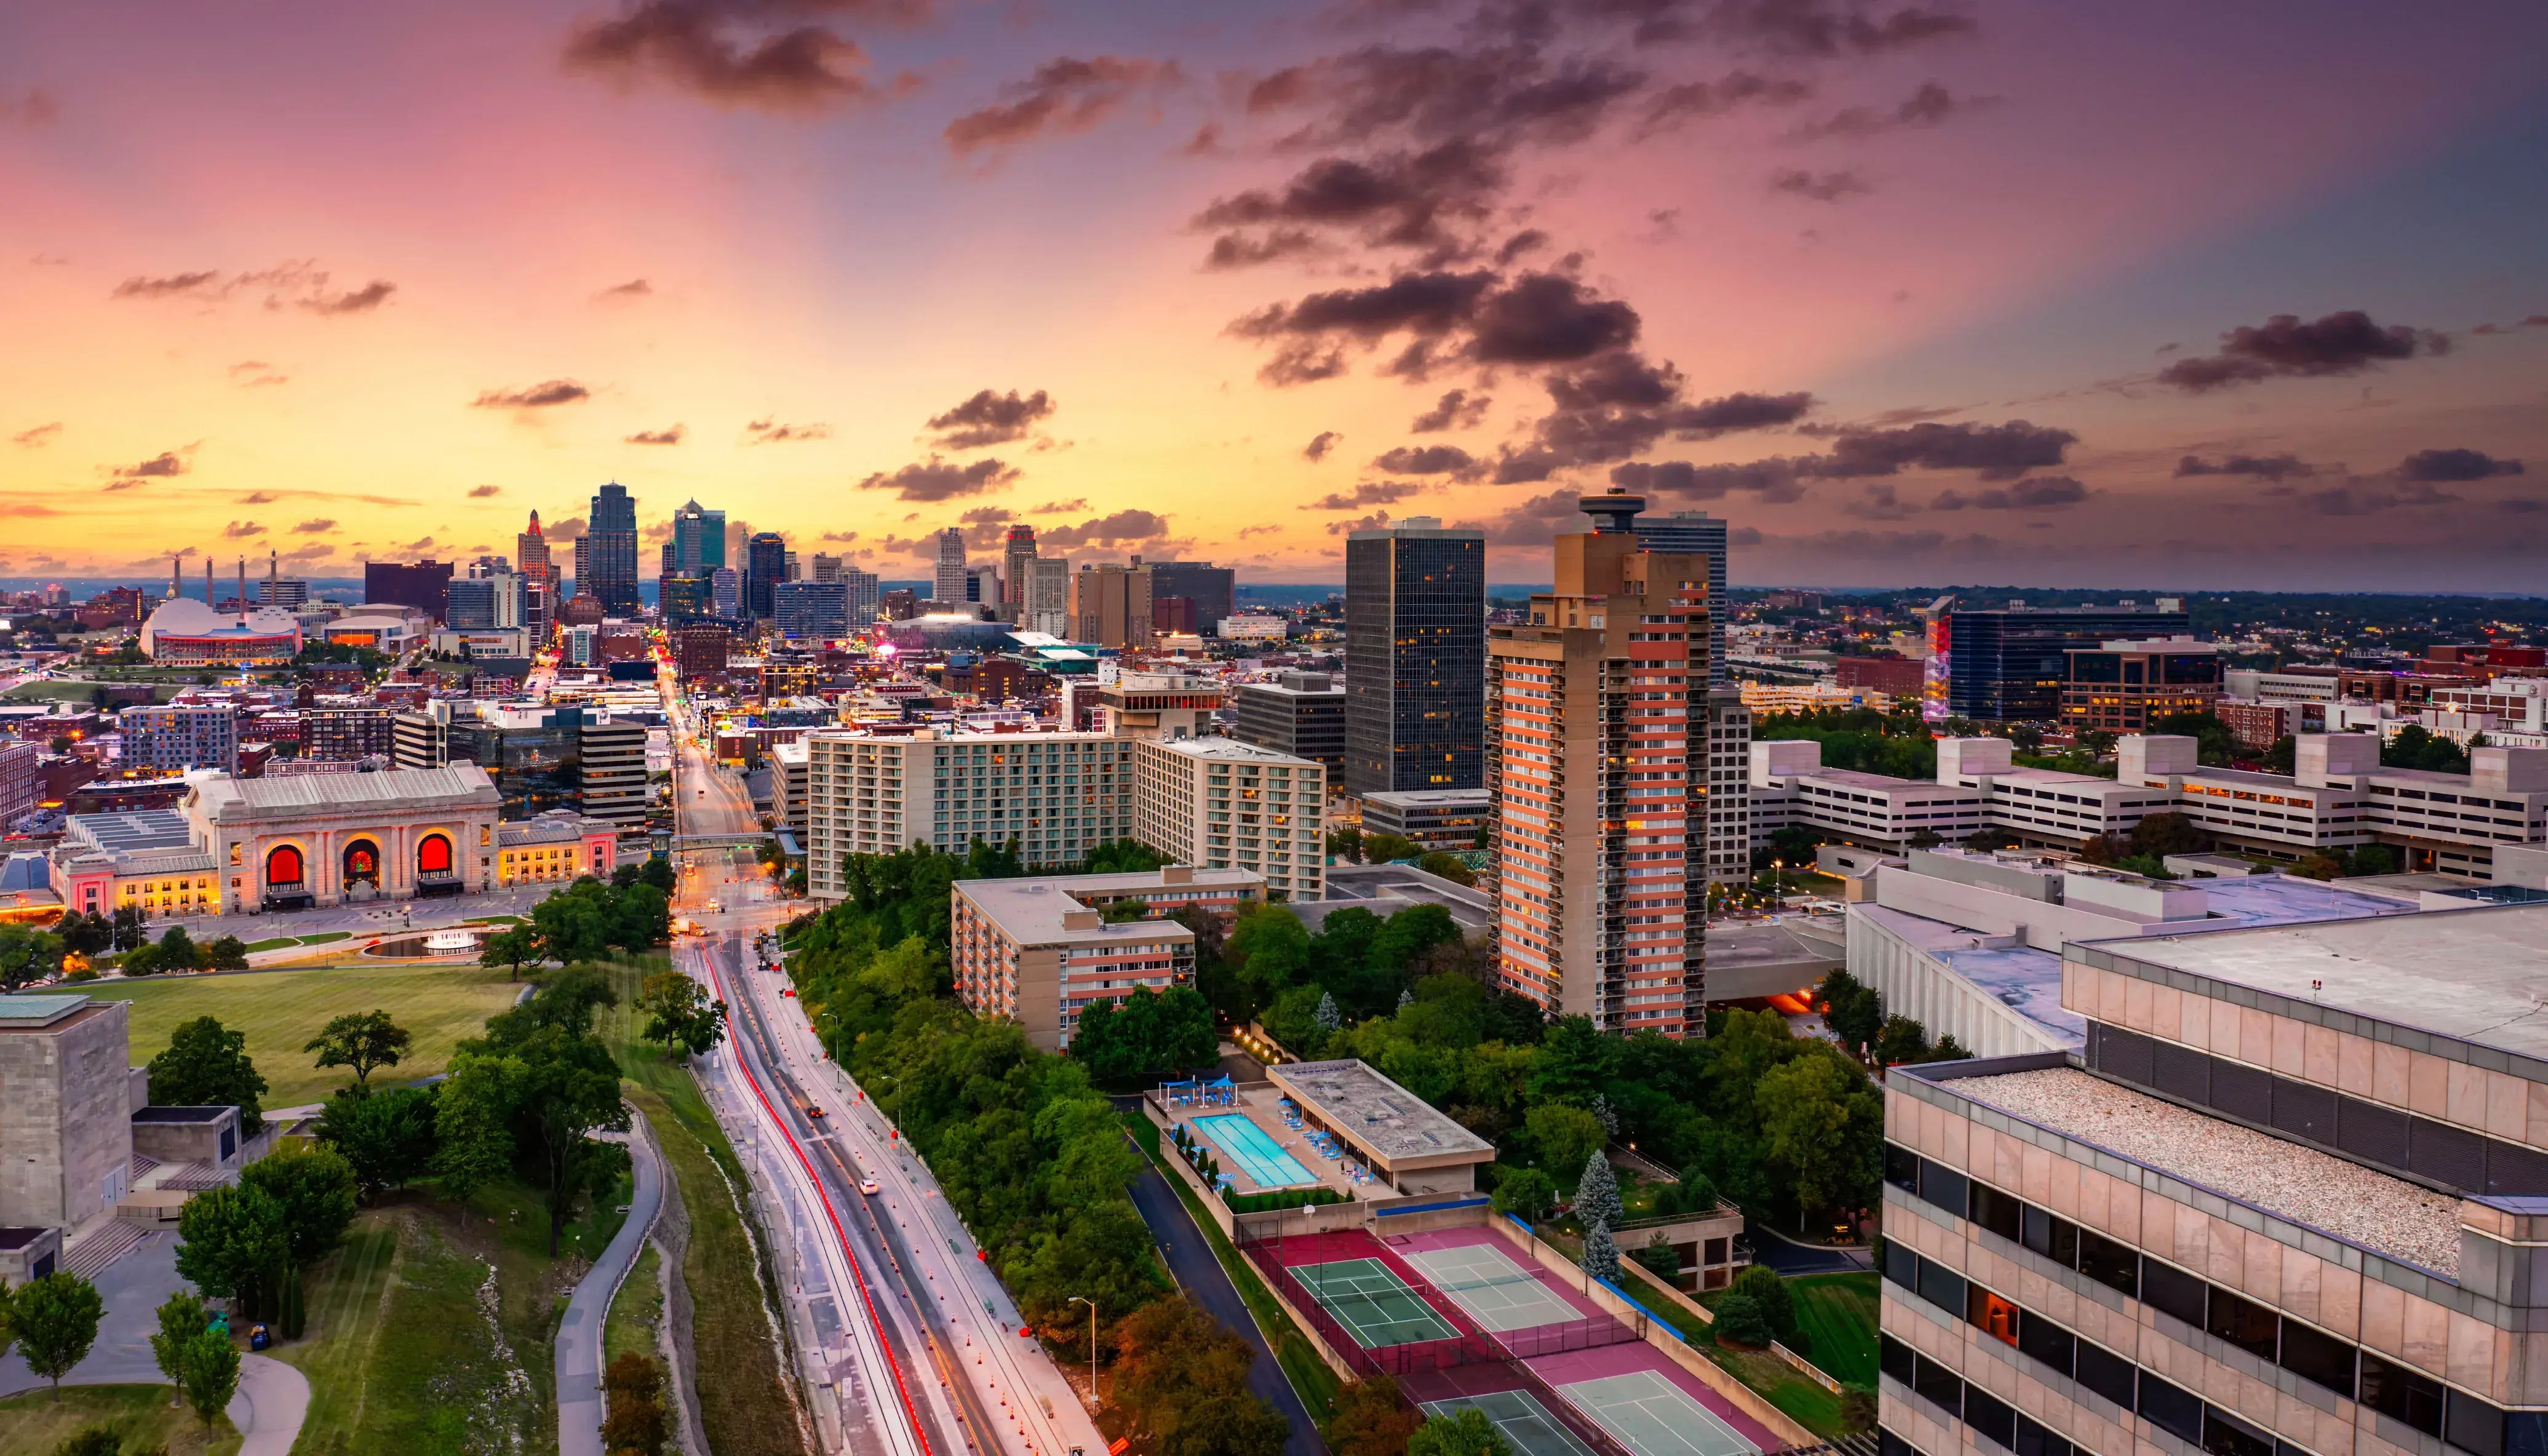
[{"left": 3, "top": 0, "right": 2544, "bottom": 590}]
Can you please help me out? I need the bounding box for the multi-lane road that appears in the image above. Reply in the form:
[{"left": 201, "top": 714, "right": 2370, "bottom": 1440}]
[{"left": 671, "top": 723, "right": 1104, "bottom": 1456}]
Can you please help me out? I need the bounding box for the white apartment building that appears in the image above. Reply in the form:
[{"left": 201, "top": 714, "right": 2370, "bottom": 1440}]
[
  {"left": 1752, "top": 739, "right": 1985, "bottom": 849},
  {"left": 802, "top": 730, "right": 1139, "bottom": 899},
  {"left": 949, "top": 868, "right": 1259, "bottom": 1049},
  {"left": 1133, "top": 736, "right": 1324, "bottom": 900}
]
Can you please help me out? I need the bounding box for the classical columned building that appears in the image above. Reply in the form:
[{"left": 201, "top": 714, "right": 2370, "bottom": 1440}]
[{"left": 186, "top": 766, "right": 503, "bottom": 912}]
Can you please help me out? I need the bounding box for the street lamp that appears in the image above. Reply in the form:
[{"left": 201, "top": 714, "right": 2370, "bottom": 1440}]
[{"left": 1069, "top": 1295, "right": 1098, "bottom": 1407}]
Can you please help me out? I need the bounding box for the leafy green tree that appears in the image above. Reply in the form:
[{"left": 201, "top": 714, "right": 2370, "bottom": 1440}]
[
  {"left": 148, "top": 1017, "right": 268, "bottom": 1134},
  {"left": 317, "top": 1084, "right": 441, "bottom": 1198},
  {"left": 1406, "top": 1407, "right": 1511, "bottom": 1456},
  {"left": 514, "top": 1027, "right": 634, "bottom": 1255},
  {"left": 1082, "top": 838, "right": 1168, "bottom": 874},
  {"left": 49, "top": 1426, "right": 121, "bottom": 1456},
  {"left": 432, "top": 1050, "right": 525, "bottom": 1199},
  {"left": 530, "top": 878, "right": 619, "bottom": 963},
  {"left": 0, "top": 923, "right": 64, "bottom": 991},
  {"left": 1871, "top": 1016, "right": 1931, "bottom": 1067},
  {"left": 306, "top": 1009, "right": 411, "bottom": 1089},
  {"left": 242, "top": 1145, "right": 359, "bottom": 1268},
  {"left": 1491, "top": 1166, "right": 1557, "bottom": 1221},
  {"left": 150, "top": 1290, "right": 211, "bottom": 1389},
  {"left": 1730, "top": 1265, "right": 1799, "bottom": 1347},
  {"left": 479, "top": 926, "right": 539, "bottom": 981},
  {"left": 1328, "top": 1375, "right": 1425, "bottom": 1456},
  {"left": 1818, "top": 969, "right": 1885, "bottom": 1056},
  {"left": 55, "top": 911, "right": 111, "bottom": 958},
  {"left": 1632, "top": 1233, "right": 1680, "bottom": 1279},
  {"left": 201, "top": 934, "right": 252, "bottom": 971},
  {"left": 1166, "top": 1394, "right": 1292, "bottom": 1456},
  {"left": 637, "top": 855, "right": 677, "bottom": 893},
  {"left": 1713, "top": 1292, "right": 1773, "bottom": 1347},
  {"left": 1073, "top": 986, "right": 1216, "bottom": 1084},
  {"left": 1099, "top": 897, "right": 1150, "bottom": 924},
  {"left": 1756, "top": 1050, "right": 1881, "bottom": 1224},
  {"left": 152, "top": 925, "right": 201, "bottom": 971},
  {"left": 1361, "top": 832, "right": 1417, "bottom": 864},
  {"left": 2261, "top": 736, "right": 2297, "bottom": 774},
  {"left": 2152, "top": 710, "right": 2239, "bottom": 767},
  {"left": 2127, "top": 811, "right": 2208, "bottom": 859},
  {"left": 178, "top": 1325, "right": 242, "bottom": 1427},
  {"left": 603, "top": 1350, "right": 669, "bottom": 1456},
  {"left": 1226, "top": 903, "right": 1310, "bottom": 1018},
  {"left": 2384, "top": 724, "right": 2469, "bottom": 774},
  {"left": 495, "top": 964, "right": 617, "bottom": 1040},
  {"left": 175, "top": 1183, "right": 289, "bottom": 1316},
  {"left": 1415, "top": 852, "right": 1475, "bottom": 886},
  {"left": 637, "top": 972, "right": 727, "bottom": 1060},
  {"left": 1581, "top": 1217, "right": 1622, "bottom": 1284},
  {"left": 14, "top": 1271, "right": 104, "bottom": 1399},
  {"left": 1521, "top": 1104, "right": 1604, "bottom": 1186},
  {"left": 1575, "top": 1150, "right": 1623, "bottom": 1230},
  {"left": 1325, "top": 827, "right": 1364, "bottom": 864},
  {"left": 1111, "top": 1296, "right": 1289, "bottom": 1456},
  {"left": 110, "top": 904, "right": 146, "bottom": 952}
]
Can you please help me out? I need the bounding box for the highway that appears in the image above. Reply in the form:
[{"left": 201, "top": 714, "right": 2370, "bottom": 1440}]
[{"left": 670, "top": 693, "right": 1104, "bottom": 1456}]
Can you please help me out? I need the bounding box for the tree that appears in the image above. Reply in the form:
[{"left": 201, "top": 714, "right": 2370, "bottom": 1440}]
[
  {"left": 1099, "top": 897, "right": 1150, "bottom": 924},
  {"left": 151, "top": 925, "right": 201, "bottom": 973},
  {"left": 2261, "top": 736, "right": 2297, "bottom": 774},
  {"left": 1415, "top": 852, "right": 1476, "bottom": 886},
  {"left": 2152, "top": 711, "right": 2239, "bottom": 768},
  {"left": 1713, "top": 1292, "right": 1773, "bottom": 1347},
  {"left": 2384, "top": 723, "right": 2469, "bottom": 774},
  {"left": 110, "top": 904, "right": 146, "bottom": 952},
  {"left": 1112, "top": 1295, "right": 1289, "bottom": 1456},
  {"left": 151, "top": 1289, "right": 211, "bottom": 1389},
  {"left": 1839, "top": 1388, "right": 1879, "bottom": 1433},
  {"left": 514, "top": 1028, "right": 634, "bottom": 1256},
  {"left": 178, "top": 1326, "right": 242, "bottom": 1428},
  {"left": 1406, "top": 1408, "right": 1511, "bottom": 1456},
  {"left": 306, "top": 1009, "right": 412, "bottom": 1089},
  {"left": 1328, "top": 1375, "right": 1425, "bottom": 1456},
  {"left": 1575, "top": 1150, "right": 1623, "bottom": 1230},
  {"left": 1073, "top": 986, "right": 1215, "bottom": 1084},
  {"left": 1756, "top": 1051, "right": 1879, "bottom": 1224},
  {"left": 1871, "top": 1016, "right": 1931, "bottom": 1067},
  {"left": 1314, "top": 990, "right": 1342, "bottom": 1033},
  {"left": 1522, "top": 1104, "right": 1604, "bottom": 1187},
  {"left": 50, "top": 1428, "right": 122, "bottom": 1456},
  {"left": 1818, "top": 969, "right": 1885, "bottom": 1057},
  {"left": 317, "top": 1084, "right": 441, "bottom": 1198},
  {"left": 1581, "top": 1217, "right": 1622, "bottom": 1284},
  {"left": 1492, "top": 1166, "right": 1556, "bottom": 1221},
  {"left": 1168, "top": 1393, "right": 1292, "bottom": 1456},
  {"left": 603, "top": 1351, "right": 669, "bottom": 1456},
  {"left": 2126, "top": 811, "right": 2208, "bottom": 859},
  {"left": 1361, "top": 832, "right": 1417, "bottom": 864},
  {"left": 201, "top": 934, "right": 251, "bottom": 971},
  {"left": 14, "top": 1271, "right": 105, "bottom": 1399},
  {"left": 175, "top": 1183, "right": 290, "bottom": 1316},
  {"left": 148, "top": 1017, "right": 268, "bottom": 1135},
  {"left": 637, "top": 972, "right": 727, "bottom": 1060},
  {"left": 242, "top": 1145, "right": 359, "bottom": 1268},
  {"left": 1633, "top": 1233, "right": 1680, "bottom": 1279},
  {"left": 1326, "top": 827, "right": 1364, "bottom": 864},
  {"left": 55, "top": 911, "right": 110, "bottom": 958},
  {"left": 1730, "top": 1265, "right": 1799, "bottom": 1348},
  {"left": 0, "top": 923, "right": 64, "bottom": 991},
  {"left": 479, "top": 926, "right": 539, "bottom": 982},
  {"left": 432, "top": 1051, "right": 524, "bottom": 1200}
]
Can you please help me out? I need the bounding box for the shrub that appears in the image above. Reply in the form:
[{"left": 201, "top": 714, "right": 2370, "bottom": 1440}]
[{"left": 1712, "top": 1293, "right": 1772, "bottom": 1347}]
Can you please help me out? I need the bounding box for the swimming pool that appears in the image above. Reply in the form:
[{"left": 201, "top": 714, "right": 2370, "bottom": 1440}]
[{"left": 1192, "top": 1113, "right": 1323, "bottom": 1189}]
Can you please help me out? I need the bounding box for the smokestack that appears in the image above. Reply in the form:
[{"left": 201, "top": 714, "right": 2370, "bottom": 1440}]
[
  {"left": 237, "top": 558, "right": 246, "bottom": 621},
  {"left": 205, "top": 555, "right": 213, "bottom": 605}
]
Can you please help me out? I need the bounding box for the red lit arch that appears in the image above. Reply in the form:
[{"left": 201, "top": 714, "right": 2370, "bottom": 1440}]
[
  {"left": 266, "top": 845, "right": 304, "bottom": 886},
  {"left": 418, "top": 833, "right": 453, "bottom": 875}
]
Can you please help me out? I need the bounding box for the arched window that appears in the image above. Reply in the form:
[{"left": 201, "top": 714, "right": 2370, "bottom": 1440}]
[
  {"left": 266, "top": 845, "right": 305, "bottom": 886},
  {"left": 343, "top": 840, "right": 380, "bottom": 888},
  {"left": 418, "top": 834, "right": 453, "bottom": 875}
]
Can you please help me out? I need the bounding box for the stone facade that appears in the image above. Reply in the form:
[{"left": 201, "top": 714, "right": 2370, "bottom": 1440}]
[
  {"left": 0, "top": 998, "right": 134, "bottom": 1233},
  {"left": 188, "top": 765, "right": 504, "bottom": 912}
]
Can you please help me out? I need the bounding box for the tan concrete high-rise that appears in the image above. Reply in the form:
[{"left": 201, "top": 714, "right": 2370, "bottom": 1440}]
[
  {"left": 1072, "top": 561, "right": 1153, "bottom": 648},
  {"left": 1485, "top": 487, "right": 1710, "bottom": 1036}
]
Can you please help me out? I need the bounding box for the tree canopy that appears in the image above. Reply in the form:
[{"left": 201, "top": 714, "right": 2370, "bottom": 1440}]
[
  {"left": 148, "top": 1016, "right": 268, "bottom": 1135},
  {"left": 306, "top": 1009, "right": 411, "bottom": 1089}
]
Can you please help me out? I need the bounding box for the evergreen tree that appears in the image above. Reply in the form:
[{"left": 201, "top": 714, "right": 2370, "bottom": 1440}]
[
  {"left": 1582, "top": 1217, "right": 1622, "bottom": 1284},
  {"left": 1575, "top": 1148, "right": 1623, "bottom": 1231},
  {"left": 1314, "top": 990, "right": 1342, "bottom": 1033}
]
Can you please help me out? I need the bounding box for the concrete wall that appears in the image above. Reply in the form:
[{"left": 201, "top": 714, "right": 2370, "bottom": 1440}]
[
  {"left": 1873, "top": 864, "right": 2153, "bottom": 953},
  {"left": 0, "top": 1001, "right": 134, "bottom": 1231},
  {"left": 1847, "top": 910, "right": 2072, "bottom": 1059}
]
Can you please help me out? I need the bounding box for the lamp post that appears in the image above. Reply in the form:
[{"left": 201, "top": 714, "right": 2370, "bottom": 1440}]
[{"left": 1069, "top": 1295, "right": 1098, "bottom": 1409}]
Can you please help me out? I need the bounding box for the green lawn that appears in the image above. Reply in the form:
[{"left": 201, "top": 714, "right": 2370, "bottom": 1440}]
[
  {"left": 606, "top": 1241, "right": 664, "bottom": 1367},
  {"left": 0, "top": 1385, "right": 239, "bottom": 1455},
  {"left": 87, "top": 962, "right": 524, "bottom": 1107},
  {"left": 1790, "top": 1273, "right": 1879, "bottom": 1386}
]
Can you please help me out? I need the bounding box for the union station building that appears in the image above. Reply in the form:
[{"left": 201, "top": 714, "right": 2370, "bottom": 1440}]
[{"left": 51, "top": 766, "right": 621, "bottom": 916}]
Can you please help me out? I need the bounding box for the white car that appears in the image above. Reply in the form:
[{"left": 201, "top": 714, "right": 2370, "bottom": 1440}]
[{"left": 859, "top": 1178, "right": 881, "bottom": 1196}]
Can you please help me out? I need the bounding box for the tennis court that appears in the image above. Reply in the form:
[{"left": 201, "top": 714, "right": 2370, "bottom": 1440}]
[
  {"left": 1561, "top": 1370, "right": 1760, "bottom": 1456},
  {"left": 1295, "top": 1258, "right": 1463, "bottom": 1348},
  {"left": 1193, "top": 1112, "right": 1322, "bottom": 1188},
  {"left": 1421, "top": 1389, "right": 1601, "bottom": 1456},
  {"left": 1402, "top": 1243, "right": 1583, "bottom": 1333}
]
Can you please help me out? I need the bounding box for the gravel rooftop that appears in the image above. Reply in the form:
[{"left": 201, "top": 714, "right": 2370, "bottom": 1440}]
[{"left": 1951, "top": 1067, "right": 2464, "bottom": 1277}]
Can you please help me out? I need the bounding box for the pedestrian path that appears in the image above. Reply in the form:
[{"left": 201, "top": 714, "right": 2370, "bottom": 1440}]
[{"left": 557, "top": 1110, "right": 664, "bottom": 1456}]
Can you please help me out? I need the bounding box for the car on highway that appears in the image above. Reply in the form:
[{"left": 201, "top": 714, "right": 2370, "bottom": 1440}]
[
  {"left": 859, "top": 1177, "right": 880, "bottom": 1196},
  {"left": 805, "top": 1104, "right": 826, "bottom": 1119}
]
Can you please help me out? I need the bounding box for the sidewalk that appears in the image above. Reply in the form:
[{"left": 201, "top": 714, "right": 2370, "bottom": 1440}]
[{"left": 557, "top": 1111, "right": 664, "bottom": 1456}]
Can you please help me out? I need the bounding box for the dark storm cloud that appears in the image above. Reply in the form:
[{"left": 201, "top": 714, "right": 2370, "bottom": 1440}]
[
  {"left": 1411, "top": 389, "right": 1491, "bottom": 432},
  {"left": 2174, "top": 452, "right": 2317, "bottom": 481},
  {"left": 1813, "top": 419, "right": 2074, "bottom": 479},
  {"left": 1303, "top": 431, "right": 1343, "bottom": 461},
  {"left": 472, "top": 380, "right": 592, "bottom": 409},
  {"left": 1634, "top": 70, "right": 1813, "bottom": 137},
  {"left": 854, "top": 455, "right": 1018, "bottom": 501},
  {"left": 1768, "top": 166, "right": 1869, "bottom": 201},
  {"left": 2157, "top": 310, "right": 2451, "bottom": 392},
  {"left": 626, "top": 425, "right": 688, "bottom": 445},
  {"left": 1372, "top": 444, "right": 1484, "bottom": 478},
  {"left": 1706, "top": 0, "right": 1979, "bottom": 57},
  {"left": 1469, "top": 274, "right": 1640, "bottom": 363},
  {"left": 1195, "top": 142, "right": 1510, "bottom": 264},
  {"left": 1302, "top": 480, "right": 1431, "bottom": 509},
  {"left": 2396, "top": 448, "right": 2523, "bottom": 482},
  {"left": 1038, "top": 509, "right": 1171, "bottom": 547},
  {"left": 926, "top": 388, "right": 1055, "bottom": 448},
  {"left": 1930, "top": 474, "right": 2088, "bottom": 510},
  {"left": 564, "top": 0, "right": 924, "bottom": 114},
  {"left": 944, "top": 57, "right": 1177, "bottom": 154},
  {"left": 1230, "top": 270, "right": 1498, "bottom": 357}
]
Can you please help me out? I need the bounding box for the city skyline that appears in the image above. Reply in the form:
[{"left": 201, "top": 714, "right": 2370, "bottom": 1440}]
[{"left": 2, "top": 1, "right": 2544, "bottom": 590}]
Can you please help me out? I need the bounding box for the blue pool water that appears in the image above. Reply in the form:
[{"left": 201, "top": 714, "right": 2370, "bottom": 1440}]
[{"left": 1193, "top": 1113, "right": 1322, "bottom": 1188}]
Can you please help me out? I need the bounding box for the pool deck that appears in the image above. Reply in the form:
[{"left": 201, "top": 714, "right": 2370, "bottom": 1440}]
[
  {"left": 1193, "top": 1112, "right": 1323, "bottom": 1189},
  {"left": 1153, "top": 1081, "right": 1382, "bottom": 1200}
]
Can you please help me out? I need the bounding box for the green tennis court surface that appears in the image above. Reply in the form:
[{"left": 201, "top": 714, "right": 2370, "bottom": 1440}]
[
  {"left": 1422, "top": 1389, "right": 1601, "bottom": 1456},
  {"left": 1561, "top": 1370, "right": 1759, "bottom": 1456},
  {"left": 1403, "top": 1243, "right": 1581, "bottom": 1332},
  {"left": 1295, "top": 1258, "right": 1462, "bottom": 1348}
]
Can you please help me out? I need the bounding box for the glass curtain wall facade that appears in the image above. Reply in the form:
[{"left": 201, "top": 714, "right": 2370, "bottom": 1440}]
[{"left": 1343, "top": 518, "right": 1486, "bottom": 796}]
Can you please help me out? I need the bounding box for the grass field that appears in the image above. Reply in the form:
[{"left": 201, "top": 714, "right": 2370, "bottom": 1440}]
[
  {"left": 607, "top": 1241, "right": 665, "bottom": 1367},
  {"left": 603, "top": 958, "right": 813, "bottom": 1456},
  {"left": 86, "top": 962, "right": 524, "bottom": 1107},
  {"left": 0, "top": 1383, "right": 241, "bottom": 1455},
  {"left": 1788, "top": 1273, "right": 1879, "bottom": 1386}
]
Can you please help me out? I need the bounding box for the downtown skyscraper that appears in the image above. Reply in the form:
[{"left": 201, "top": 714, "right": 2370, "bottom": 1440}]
[
  {"left": 516, "top": 510, "right": 556, "bottom": 645},
  {"left": 933, "top": 528, "right": 968, "bottom": 605},
  {"left": 581, "top": 482, "right": 640, "bottom": 615},
  {"left": 1486, "top": 488, "right": 1709, "bottom": 1036},
  {"left": 1343, "top": 517, "right": 1485, "bottom": 796}
]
